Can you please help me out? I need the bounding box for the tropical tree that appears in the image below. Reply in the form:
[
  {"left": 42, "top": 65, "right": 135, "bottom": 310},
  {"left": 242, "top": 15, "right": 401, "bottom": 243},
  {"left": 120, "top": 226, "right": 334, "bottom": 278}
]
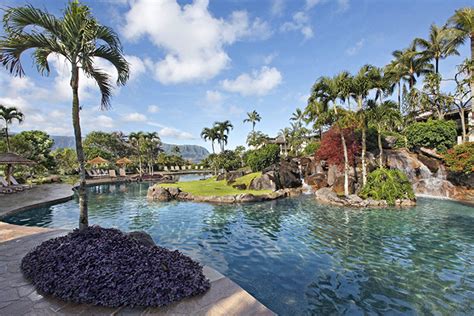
[
  {"left": 414, "top": 24, "right": 460, "bottom": 73},
  {"left": 290, "top": 108, "right": 305, "bottom": 125},
  {"left": 390, "top": 43, "right": 434, "bottom": 89},
  {"left": 243, "top": 110, "right": 261, "bottom": 132},
  {"left": 0, "top": 1, "right": 130, "bottom": 230},
  {"left": 451, "top": 59, "right": 473, "bottom": 142},
  {"left": 246, "top": 131, "right": 269, "bottom": 148},
  {"left": 0, "top": 105, "right": 24, "bottom": 151},
  {"left": 278, "top": 127, "right": 290, "bottom": 156},
  {"left": 200, "top": 127, "right": 218, "bottom": 154},
  {"left": 214, "top": 120, "right": 233, "bottom": 152},
  {"left": 448, "top": 7, "right": 474, "bottom": 129},
  {"left": 367, "top": 100, "right": 402, "bottom": 167},
  {"left": 129, "top": 132, "right": 145, "bottom": 176},
  {"left": 143, "top": 132, "right": 161, "bottom": 174}
]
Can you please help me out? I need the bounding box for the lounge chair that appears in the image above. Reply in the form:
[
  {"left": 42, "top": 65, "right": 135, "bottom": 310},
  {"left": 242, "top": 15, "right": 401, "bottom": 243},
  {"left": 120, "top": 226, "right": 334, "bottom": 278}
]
[
  {"left": 195, "top": 166, "right": 198, "bottom": 170},
  {"left": 109, "top": 170, "right": 117, "bottom": 178},
  {"left": 175, "top": 166, "right": 180, "bottom": 171},
  {"left": 86, "top": 170, "right": 95, "bottom": 178},
  {"left": 0, "top": 183, "right": 14, "bottom": 194},
  {"left": 0, "top": 176, "right": 24, "bottom": 192},
  {"left": 200, "top": 166, "right": 204, "bottom": 170},
  {"left": 10, "top": 176, "right": 31, "bottom": 189},
  {"left": 119, "top": 168, "right": 126, "bottom": 177}
]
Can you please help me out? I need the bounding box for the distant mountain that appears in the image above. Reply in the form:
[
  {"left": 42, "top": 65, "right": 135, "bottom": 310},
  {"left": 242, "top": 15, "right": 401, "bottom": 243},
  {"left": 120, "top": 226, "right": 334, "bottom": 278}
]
[{"left": 51, "top": 135, "right": 209, "bottom": 163}]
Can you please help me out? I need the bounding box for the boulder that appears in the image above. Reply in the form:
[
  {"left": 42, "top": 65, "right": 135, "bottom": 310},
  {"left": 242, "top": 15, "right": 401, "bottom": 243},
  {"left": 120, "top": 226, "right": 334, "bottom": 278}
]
[
  {"left": 236, "top": 193, "right": 262, "bottom": 203},
  {"left": 232, "top": 183, "right": 247, "bottom": 190},
  {"left": 167, "top": 187, "right": 181, "bottom": 198},
  {"left": 332, "top": 175, "right": 356, "bottom": 195},
  {"left": 447, "top": 172, "right": 474, "bottom": 189},
  {"left": 263, "top": 158, "right": 302, "bottom": 189},
  {"left": 327, "top": 165, "right": 339, "bottom": 186},
  {"left": 383, "top": 135, "right": 398, "bottom": 149},
  {"left": 249, "top": 173, "right": 277, "bottom": 191},
  {"left": 305, "top": 173, "right": 328, "bottom": 190},
  {"left": 147, "top": 186, "right": 172, "bottom": 202},
  {"left": 128, "top": 231, "right": 155, "bottom": 248},
  {"left": 216, "top": 173, "right": 226, "bottom": 181},
  {"left": 226, "top": 170, "right": 246, "bottom": 183},
  {"left": 417, "top": 154, "right": 440, "bottom": 174},
  {"left": 315, "top": 188, "right": 342, "bottom": 205}
]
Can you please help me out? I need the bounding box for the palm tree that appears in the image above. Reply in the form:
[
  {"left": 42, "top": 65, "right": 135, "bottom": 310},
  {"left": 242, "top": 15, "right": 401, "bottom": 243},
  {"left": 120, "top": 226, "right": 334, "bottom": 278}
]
[
  {"left": 214, "top": 120, "right": 233, "bottom": 152},
  {"left": 448, "top": 7, "right": 474, "bottom": 128},
  {"left": 143, "top": 132, "right": 161, "bottom": 174},
  {"left": 243, "top": 110, "right": 261, "bottom": 132},
  {"left": 0, "top": 105, "right": 24, "bottom": 151},
  {"left": 308, "top": 75, "right": 352, "bottom": 196},
  {"left": 390, "top": 43, "right": 434, "bottom": 89},
  {"left": 414, "top": 24, "right": 460, "bottom": 74},
  {"left": 278, "top": 128, "right": 290, "bottom": 156},
  {"left": 129, "top": 132, "right": 145, "bottom": 177},
  {"left": 290, "top": 108, "right": 305, "bottom": 124},
  {"left": 0, "top": 1, "right": 130, "bottom": 230},
  {"left": 201, "top": 127, "right": 218, "bottom": 154},
  {"left": 367, "top": 100, "right": 402, "bottom": 167}
]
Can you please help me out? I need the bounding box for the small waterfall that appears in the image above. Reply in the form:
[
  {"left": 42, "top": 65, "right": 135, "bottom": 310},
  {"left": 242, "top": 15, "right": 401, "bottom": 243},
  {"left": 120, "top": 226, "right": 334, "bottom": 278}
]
[{"left": 298, "top": 161, "right": 313, "bottom": 195}]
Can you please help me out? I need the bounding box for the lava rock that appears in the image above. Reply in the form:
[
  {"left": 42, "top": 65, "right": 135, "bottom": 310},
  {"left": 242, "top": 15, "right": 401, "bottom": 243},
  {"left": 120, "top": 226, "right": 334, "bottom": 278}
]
[
  {"left": 147, "top": 187, "right": 172, "bottom": 201},
  {"left": 249, "top": 173, "right": 277, "bottom": 191}
]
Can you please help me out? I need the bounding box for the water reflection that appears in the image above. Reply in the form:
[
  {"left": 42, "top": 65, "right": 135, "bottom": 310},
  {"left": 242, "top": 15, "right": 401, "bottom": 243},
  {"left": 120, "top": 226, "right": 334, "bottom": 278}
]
[{"left": 3, "top": 183, "right": 474, "bottom": 315}]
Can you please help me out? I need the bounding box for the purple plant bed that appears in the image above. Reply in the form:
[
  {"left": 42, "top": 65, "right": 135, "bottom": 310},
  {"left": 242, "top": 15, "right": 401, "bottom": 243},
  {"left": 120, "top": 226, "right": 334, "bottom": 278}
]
[{"left": 21, "top": 226, "right": 210, "bottom": 307}]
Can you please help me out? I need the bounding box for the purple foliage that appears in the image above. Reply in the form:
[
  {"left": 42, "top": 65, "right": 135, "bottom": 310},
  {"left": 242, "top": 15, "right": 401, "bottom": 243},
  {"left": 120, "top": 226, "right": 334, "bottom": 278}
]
[{"left": 21, "top": 226, "right": 210, "bottom": 307}]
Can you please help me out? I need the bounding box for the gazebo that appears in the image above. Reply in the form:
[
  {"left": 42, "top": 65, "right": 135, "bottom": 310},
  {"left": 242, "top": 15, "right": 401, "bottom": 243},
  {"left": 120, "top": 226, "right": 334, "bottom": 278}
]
[
  {"left": 0, "top": 152, "right": 35, "bottom": 185},
  {"left": 116, "top": 157, "right": 132, "bottom": 165},
  {"left": 87, "top": 156, "right": 108, "bottom": 165}
]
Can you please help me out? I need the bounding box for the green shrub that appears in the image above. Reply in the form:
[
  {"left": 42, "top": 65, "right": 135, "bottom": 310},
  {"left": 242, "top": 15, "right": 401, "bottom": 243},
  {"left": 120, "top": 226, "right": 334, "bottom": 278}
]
[
  {"left": 443, "top": 142, "right": 474, "bottom": 174},
  {"left": 204, "top": 150, "right": 241, "bottom": 171},
  {"left": 405, "top": 119, "right": 457, "bottom": 152},
  {"left": 360, "top": 168, "right": 415, "bottom": 206},
  {"left": 245, "top": 144, "right": 280, "bottom": 172},
  {"left": 303, "top": 141, "right": 320, "bottom": 156}
]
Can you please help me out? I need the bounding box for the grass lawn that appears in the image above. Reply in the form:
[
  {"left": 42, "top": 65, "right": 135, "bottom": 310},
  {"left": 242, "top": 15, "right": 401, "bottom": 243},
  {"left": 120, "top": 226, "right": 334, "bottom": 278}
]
[{"left": 157, "top": 172, "right": 272, "bottom": 196}]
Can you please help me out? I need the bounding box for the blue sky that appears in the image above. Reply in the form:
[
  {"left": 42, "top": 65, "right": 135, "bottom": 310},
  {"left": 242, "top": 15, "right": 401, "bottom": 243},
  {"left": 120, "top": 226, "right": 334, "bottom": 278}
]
[{"left": 0, "top": 0, "right": 472, "bottom": 152}]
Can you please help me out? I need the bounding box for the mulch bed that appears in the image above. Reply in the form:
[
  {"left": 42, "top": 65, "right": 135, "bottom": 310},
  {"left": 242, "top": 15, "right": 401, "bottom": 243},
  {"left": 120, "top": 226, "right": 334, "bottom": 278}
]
[{"left": 21, "top": 226, "right": 210, "bottom": 307}]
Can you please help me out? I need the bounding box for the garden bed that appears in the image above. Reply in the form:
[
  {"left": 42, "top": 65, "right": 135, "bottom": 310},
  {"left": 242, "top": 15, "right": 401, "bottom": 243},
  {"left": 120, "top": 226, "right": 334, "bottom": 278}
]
[{"left": 21, "top": 226, "right": 210, "bottom": 307}]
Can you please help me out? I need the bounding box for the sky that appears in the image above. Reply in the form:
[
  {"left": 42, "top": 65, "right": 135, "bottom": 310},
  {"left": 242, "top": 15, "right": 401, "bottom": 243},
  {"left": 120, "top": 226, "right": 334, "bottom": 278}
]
[{"left": 0, "top": 0, "right": 472, "bottom": 152}]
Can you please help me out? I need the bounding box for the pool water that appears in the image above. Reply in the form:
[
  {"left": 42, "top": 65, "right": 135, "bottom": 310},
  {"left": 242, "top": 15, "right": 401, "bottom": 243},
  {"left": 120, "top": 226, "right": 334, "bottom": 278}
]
[{"left": 4, "top": 183, "right": 474, "bottom": 315}]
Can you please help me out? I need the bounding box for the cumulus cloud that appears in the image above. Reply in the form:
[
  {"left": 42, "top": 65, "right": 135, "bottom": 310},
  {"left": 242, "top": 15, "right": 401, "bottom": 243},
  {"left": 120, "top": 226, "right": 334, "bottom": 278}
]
[
  {"left": 280, "top": 11, "right": 313, "bottom": 39},
  {"left": 205, "top": 90, "right": 224, "bottom": 103},
  {"left": 221, "top": 66, "right": 282, "bottom": 96},
  {"left": 148, "top": 105, "right": 160, "bottom": 113},
  {"left": 122, "top": 0, "right": 271, "bottom": 84},
  {"left": 271, "top": 0, "right": 285, "bottom": 16},
  {"left": 346, "top": 39, "right": 365, "bottom": 56},
  {"left": 122, "top": 112, "right": 147, "bottom": 122},
  {"left": 158, "top": 127, "right": 195, "bottom": 140},
  {"left": 306, "top": 0, "right": 350, "bottom": 12}
]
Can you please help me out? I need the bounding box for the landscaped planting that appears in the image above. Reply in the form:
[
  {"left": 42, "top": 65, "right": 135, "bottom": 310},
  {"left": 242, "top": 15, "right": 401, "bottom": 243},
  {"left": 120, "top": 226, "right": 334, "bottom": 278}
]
[{"left": 21, "top": 226, "right": 210, "bottom": 307}]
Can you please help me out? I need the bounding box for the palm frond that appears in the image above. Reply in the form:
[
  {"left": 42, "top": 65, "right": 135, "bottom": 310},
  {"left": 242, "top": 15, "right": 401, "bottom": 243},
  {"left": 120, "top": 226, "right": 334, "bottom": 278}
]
[{"left": 92, "top": 45, "right": 129, "bottom": 85}]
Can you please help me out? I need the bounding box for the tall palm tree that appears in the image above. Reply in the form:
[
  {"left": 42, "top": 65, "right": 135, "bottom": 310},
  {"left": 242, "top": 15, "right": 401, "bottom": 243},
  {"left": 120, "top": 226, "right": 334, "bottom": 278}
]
[
  {"left": 143, "top": 132, "right": 161, "bottom": 174},
  {"left": 448, "top": 7, "right": 474, "bottom": 129},
  {"left": 214, "top": 120, "right": 233, "bottom": 152},
  {"left": 0, "top": 1, "right": 130, "bottom": 230},
  {"left": 350, "top": 64, "right": 376, "bottom": 186},
  {"left": 243, "top": 110, "right": 261, "bottom": 132},
  {"left": 384, "top": 61, "right": 405, "bottom": 112},
  {"left": 414, "top": 24, "right": 460, "bottom": 74},
  {"left": 278, "top": 127, "right": 291, "bottom": 156},
  {"left": 129, "top": 132, "right": 145, "bottom": 177},
  {"left": 0, "top": 105, "right": 24, "bottom": 151},
  {"left": 290, "top": 108, "right": 305, "bottom": 125},
  {"left": 367, "top": 100, "right": 402, "bottom": 167},
  {"left": 391, "top": 43, "right": 434, "bottom": 89},
  {"left": 201, "top": 127, "right": 218, "bottom": 154}
]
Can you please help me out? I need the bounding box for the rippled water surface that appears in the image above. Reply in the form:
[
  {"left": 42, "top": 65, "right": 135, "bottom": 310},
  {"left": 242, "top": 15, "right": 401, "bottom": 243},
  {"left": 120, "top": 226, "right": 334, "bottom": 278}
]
[{"left": 4, "top": 183, "right": 474, "bottom": 315}]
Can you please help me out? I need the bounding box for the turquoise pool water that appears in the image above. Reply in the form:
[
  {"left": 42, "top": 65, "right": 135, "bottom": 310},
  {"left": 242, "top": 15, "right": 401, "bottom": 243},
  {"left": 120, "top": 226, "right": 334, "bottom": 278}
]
[{"left": 3, "top": 183, "right": 474, "bottom": 315}]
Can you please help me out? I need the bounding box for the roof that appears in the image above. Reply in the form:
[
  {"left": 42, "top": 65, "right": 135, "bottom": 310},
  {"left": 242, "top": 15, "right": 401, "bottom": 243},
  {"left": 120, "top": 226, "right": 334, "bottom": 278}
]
[
  {"left": 116, "top": 157, "right": 132, "bottom": 165},
  {"left": 0, "top": 152, "right": 35, "bottom": 165},
  {"left": 87, "top": 156, "right": 108, "bottom": 164}
]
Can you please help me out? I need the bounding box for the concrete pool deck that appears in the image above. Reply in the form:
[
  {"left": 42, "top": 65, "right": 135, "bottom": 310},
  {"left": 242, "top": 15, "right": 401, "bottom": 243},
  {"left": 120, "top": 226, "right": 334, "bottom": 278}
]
[{"left": 0, "top": 183, "right": 274, "bottom": 315}]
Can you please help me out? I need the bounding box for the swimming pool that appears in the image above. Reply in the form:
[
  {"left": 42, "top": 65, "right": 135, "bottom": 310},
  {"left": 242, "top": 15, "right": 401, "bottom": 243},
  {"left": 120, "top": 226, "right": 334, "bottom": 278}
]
[{"left": 3, "top": 182, "right": 474, "bottom": 315}]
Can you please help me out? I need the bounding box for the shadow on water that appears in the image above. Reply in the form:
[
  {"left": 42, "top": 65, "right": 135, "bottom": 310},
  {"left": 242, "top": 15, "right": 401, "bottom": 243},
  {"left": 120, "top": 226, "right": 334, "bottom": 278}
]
[{"left": 3, "top": 184, "right": 474, "bottom": 315}]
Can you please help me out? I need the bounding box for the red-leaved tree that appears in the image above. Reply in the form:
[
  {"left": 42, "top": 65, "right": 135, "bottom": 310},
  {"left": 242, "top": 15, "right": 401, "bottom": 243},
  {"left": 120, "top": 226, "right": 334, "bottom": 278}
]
[{"left": 315, "top": 126, "right": 360, "bottom": 170}]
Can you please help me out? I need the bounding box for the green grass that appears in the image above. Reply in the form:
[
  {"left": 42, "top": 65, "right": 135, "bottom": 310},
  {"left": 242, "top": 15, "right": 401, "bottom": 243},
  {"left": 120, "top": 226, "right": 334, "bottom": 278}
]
[
  {"left": 157, "top": 173, "right": 271, "bottom": 196},
  {"left": 232, "top": 172, "right": 262, "bottom": 187}
]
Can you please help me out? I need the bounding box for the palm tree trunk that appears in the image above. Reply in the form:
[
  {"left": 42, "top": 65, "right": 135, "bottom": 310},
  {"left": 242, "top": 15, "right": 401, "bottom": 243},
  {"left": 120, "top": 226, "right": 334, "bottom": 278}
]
[
  {"left": 211, "top": 141, "right": 215, "bottom": 154},
  {"left": 341, "top": 131, "right": 349, "bottom": 196},
  {"left": 378, "top": 129, "right": 383, "bottom": 168},
  {"left": 358, "top": 97, "right": 367, "bottom": 186},
  {"left": 71, "top": 64, "right": 88, "bottom": 231},
  {"left": 4, "top": 125, "right": 10, "bottom": 152},
  {"left": 398, "top": 81, "right": 401, "bottom": 113},
  {"left": 470, "top": 35, "right": 474, "bottom": 140}
]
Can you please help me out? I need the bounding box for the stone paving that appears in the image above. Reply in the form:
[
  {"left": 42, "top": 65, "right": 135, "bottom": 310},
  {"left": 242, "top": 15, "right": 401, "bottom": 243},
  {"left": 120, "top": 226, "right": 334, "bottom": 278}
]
[{"left": 0, "top": 183, "right": 74, "bottom": 219}]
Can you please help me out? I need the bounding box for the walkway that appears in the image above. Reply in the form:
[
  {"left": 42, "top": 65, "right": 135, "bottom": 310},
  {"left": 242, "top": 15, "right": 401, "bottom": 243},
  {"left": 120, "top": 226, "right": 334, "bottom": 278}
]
[{"left": 0, "top": 183, "right": 74, "bottom": 219}]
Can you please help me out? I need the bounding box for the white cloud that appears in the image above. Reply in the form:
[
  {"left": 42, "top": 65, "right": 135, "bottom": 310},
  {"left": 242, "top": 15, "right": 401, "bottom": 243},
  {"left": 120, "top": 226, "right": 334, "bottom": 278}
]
[
  {"left": 306, "top": 0, "right": 349, "bottom": 12},
  {"left": 122, "top": 112, "right": 147, "bottom": 122},
  {"left": 205, "top": 90, "right": 224, "bottom": 103},
  {"left": 125, "top": 55, "right": 147, "bottom": 81},
  {"left": 221, "top": 66, "right": 282, "bottom": 96},
  {"left": 280, "top": 11, "right": 314, "bottom": 40},
  {"left": 122, "top": 0, "right": 271, "bottom": 84},
  {"left": 263, "top": 52, "right": 278, "bottom": 65},
  {"left": 271, "top": 0, "right": 285, "bottom": 16},
  {"left": 147, "top": 105, "right": 160, "bottom": 113},
  {"left": 346, "top": 39, "right": 365, "bottom": 56},
  {"left": 158, "top": 127, "right": 195, "bottom": 140}
]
